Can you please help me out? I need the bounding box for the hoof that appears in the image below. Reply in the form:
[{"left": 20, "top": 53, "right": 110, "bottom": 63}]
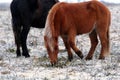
[
  {"left": 16, "top": 50, "right": 21, "bottom": 57},
  {"left": 99, "top": 56, "right": 105, "bottom": 60},
  {"left": 85, "top": 57, "right": 92, "bottom": 60},
  {"left": 25, "top": 55, "right": 30, "bottom": 58},
  {"left": 80, "top": 55, "right": 84, "bottom": 59},
  {"left": 17, "top": 54, "right": 21, "bottom": 57},
  {"left": 68, "top": 55, "right": 73, "bottom": 62},
  {"left": 76, "top": 51, "right": 84, "bottom": 59},
  {"left": 85, "top": 56, "right": 92, "bottom": 60},
  {"left": 22, "top": 53, "right": 30, "bottom": 58}
]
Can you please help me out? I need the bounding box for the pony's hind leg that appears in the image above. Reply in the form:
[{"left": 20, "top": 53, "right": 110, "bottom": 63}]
[
  {"left": 97, "top": 26, "right": 110, "bottom": 59},
  {"left": 21, "top": 26, "right": 30, "bottom": 57},
  {"left": 68, "top": 32, "right": 84, "bottom": 59},
  {"left": 86, "top": 30, "right": 98, "bottom": 60},
  {"left": 61, "top": 36, "right": 73, "bottom": 61},
  {"left": 13, "top": 26, "right": 21, "bottom": 57},
  {"left": 14, "top": 28, "right": 21, "bottom": 57}
]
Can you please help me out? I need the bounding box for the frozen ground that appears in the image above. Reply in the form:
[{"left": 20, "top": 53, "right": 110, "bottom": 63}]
[{"left": 0, "top": 5, "right": 120, "bottom": 80}]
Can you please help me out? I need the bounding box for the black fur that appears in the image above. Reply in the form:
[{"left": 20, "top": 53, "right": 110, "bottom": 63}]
[{"left": 10, "top": 0, "right": 58, "bottom": 57}]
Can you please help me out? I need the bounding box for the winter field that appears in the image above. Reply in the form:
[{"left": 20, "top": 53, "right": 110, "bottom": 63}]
[{"left": 0, "top": 5, "right": 120, "bottom": 80}]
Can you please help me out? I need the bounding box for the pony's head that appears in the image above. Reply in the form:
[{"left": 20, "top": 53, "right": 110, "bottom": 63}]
[{"left": 44, "top": 5, "right": 59, "bottom": 65}]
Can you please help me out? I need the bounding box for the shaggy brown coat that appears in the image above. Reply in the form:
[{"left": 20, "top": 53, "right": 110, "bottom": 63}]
[{"left": 44, "top": 1, "right": 111, "bottom": 65}]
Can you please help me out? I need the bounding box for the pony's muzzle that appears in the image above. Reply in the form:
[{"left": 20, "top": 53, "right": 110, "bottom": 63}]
[{"left": 50, "top": 59, "right": 58, "bottom": 66}]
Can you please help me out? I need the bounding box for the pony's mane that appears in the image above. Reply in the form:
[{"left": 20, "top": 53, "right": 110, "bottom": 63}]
[
  {"left": 44, "top": 2, "right": 62, "bottom": 52},
  {"left": 44, "top": 2, "right": 62, "bottom": 38}
]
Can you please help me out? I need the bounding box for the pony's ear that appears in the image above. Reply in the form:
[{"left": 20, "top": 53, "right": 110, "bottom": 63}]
[{"left": 55, "top": 0, "right": 59, "bottom": 2}]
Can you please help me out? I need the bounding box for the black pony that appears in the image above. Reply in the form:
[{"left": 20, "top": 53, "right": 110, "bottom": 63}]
[{"left": 10, "top": 0, "right": 59, "bottom": 57}]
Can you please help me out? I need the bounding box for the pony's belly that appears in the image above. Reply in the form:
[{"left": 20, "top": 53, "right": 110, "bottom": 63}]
[{"left": 77, "top": 24, "right": 95, "bottom": 35}]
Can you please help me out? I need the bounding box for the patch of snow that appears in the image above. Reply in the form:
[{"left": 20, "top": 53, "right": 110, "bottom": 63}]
[{"left": 0, "top": 5, "right": 120, "bottom": 80}]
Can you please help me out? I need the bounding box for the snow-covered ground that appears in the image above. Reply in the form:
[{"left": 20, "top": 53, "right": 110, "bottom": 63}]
[{"left": 0, "top": 5, "right": 120, "bottom": 80}]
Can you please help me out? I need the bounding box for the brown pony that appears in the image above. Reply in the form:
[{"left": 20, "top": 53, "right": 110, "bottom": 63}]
[{"left": 44, "top": 1, "right": 111, "bottom": 65}]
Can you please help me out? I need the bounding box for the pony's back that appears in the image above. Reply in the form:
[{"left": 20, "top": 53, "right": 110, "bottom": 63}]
[{"left": 45, "top": 1, "right": 110, "bottom": 35}]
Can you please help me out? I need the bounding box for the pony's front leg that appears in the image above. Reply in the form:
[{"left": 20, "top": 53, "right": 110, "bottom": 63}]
[
  {"left": 61, "top": 36, "right": 73, "bottom": 61},
  {"left": 68, "top": 32, "right": 84, "bottom": 59},
  {"left": 86, "top": 30, "right": 98, "bottom": 60}
]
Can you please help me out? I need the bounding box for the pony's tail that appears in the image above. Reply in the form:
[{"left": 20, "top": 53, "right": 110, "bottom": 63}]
[
  {"left": 102, "top": 6, "right": 111, "bottom": 57},
  {"left": 106, "top": 12, "right": 111, "bottom": 56}
]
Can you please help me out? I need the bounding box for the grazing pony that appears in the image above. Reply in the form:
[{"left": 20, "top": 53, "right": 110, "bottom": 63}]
[
  {"left": 10, "top": 0, "right": 59, "bottom": 57},
  {"left": 44, "top": 1, "right": 111, "bottom": 65}
]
